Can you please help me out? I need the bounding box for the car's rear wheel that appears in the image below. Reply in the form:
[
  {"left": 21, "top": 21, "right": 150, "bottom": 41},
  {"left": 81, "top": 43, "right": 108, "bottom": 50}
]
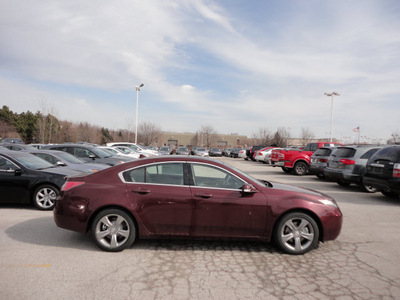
[
  {"left": 33, "top": 185, "right": 58, "bottom": 210},
  {"left": 274, "top": 212, "right": 319, "bottom": 255},
  {"left": 293, "top": 161, "right": 308, "bottom": 176},
  {"left": 362, "top": 181, "right": 377, "bottom": 193},
  {"left": 92, "top": 209, "right": 136, "bottom": 252}
]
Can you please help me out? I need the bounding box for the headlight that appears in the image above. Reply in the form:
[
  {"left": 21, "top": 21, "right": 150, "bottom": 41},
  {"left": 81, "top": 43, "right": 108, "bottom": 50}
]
[{"left": 319, "top": 199, "right": 338, "bottom": 207}]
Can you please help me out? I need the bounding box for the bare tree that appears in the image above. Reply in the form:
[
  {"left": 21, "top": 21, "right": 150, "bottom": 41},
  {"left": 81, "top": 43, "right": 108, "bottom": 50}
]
[
  {"left": 271, "top": 127, "right": 291, "bottom": 148},
  {"left": 137, "top": 122, "right": 162, "bottom": 146},
  {"left": 300, "top": 127, "right": 315, "bottom": 145},
  {"left": 252, "top": 127, "right": 273, "bottom": 145},
  {"left": 0, "top": 119, "right": 16, "bottom": 138},
  {"left": 196, "top": 125, "right": 219, "bottom": 148}
]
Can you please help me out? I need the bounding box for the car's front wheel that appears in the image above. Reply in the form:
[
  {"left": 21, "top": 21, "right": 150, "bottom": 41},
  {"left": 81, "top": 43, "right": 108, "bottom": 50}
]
[
  {"left": 362, "top": 181, "right": 377, "bottom": 193},
  {"left": 274, "top": 212, "right": 319, "bottom": 255},
  {"left": 92, "top": 209, "right": 136, "bottom": 252},
  {"left": 33, "top": 185, "right": 58, "bottom": 210}
]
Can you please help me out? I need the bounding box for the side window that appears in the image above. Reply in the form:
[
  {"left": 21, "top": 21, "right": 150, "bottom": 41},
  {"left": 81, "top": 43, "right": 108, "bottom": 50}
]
[
  {"left": 0, "top": 157, "right": 18, "bottom": 171},
  {"left": 34, "top": 153, "right": 58, "bottom": 165},
  {"left": 74, "top": 148, "right": 93, "bottom": 158},
  {"left": 123, "top": 163, "right": 184, "bottom": 185},
  {"left": 361, "top": 149, "right": 379, "bottom": 159},
  {"left": 191, "top": 164, "right": 244, "bottom": 189}
]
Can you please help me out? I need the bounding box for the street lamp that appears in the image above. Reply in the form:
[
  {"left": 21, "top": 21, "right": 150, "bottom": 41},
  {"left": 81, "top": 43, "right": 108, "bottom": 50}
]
[
  {"left": 135, "top": 83, "right": 144, "bottom": 144},
  {"left": 324, "top": 91, "right": 340, "bottom": 142}
]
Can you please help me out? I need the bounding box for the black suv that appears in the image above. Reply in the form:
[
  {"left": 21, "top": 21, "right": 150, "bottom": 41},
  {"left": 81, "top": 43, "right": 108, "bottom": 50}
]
[{"left": 364, "top": 146, "right": 400, "bottom": 197}]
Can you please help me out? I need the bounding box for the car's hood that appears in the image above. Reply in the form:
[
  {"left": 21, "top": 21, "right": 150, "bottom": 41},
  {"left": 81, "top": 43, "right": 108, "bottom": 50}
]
[{"left": 261, "top": 180, "right": 329, "bottom": 198}]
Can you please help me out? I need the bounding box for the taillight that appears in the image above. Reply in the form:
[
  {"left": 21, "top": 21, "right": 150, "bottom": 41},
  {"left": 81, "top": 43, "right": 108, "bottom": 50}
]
[
  {"left": 258, "top": 153, "right": 263, "bottom": 156},
  {"left": 394, "top": 163, "right": 400, "bottom": 178},
  {"left": 340, "top": 159, "right": 355, "bottom": 165},
  {"left": 318, "top": 158, "right": 328, "bottom": 162},
  {"left": 62, "top": 181, "right": 85, "bottom": 191}
]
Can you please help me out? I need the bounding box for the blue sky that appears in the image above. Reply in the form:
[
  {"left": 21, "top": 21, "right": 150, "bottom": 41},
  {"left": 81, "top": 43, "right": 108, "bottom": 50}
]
[{"left": 1, "top": 0, "right": 399, "bottom": 143}]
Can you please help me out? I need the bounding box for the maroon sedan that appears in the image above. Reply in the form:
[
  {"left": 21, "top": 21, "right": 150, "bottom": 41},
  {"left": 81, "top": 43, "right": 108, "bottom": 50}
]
[{"left": 54, "top": 156, "right": 342, "bottom": 254}]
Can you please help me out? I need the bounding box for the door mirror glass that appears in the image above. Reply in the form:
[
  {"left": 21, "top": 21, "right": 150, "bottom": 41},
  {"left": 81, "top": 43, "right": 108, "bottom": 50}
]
[{"left": 242, "top": 184, "right": 256, "bottom": 193}]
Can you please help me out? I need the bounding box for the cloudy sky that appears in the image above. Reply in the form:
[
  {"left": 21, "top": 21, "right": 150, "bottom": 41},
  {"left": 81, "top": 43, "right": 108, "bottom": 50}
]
[{"left": 1, "top": 0, "right": 399, "bottom": 143}]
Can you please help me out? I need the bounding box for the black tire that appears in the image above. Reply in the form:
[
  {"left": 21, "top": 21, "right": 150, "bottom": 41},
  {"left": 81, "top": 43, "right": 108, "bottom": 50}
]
[
  {"left": 381, "top": 189, "right": 400, "bottom": 198},
  {"left": 32, "top": 185, "right": 58, "bottom": 210},
  {"left": 274, "top": 212, "right": 319, "bottom": 255},
  {"left": 293, "top": 161, "right": 308, "bottom": 176},
  {"left": 362, "top": 181, "right": 377, "bottom": 193},
  {"left": 91, "top": 209, "right": 136, "bottom": 252},
  {"left": 281, "top": 167, "right": 293, "bottom": 174}
]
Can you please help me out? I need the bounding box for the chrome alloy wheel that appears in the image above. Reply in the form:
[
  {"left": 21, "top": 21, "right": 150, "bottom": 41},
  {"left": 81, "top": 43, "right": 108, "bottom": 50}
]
[
  {"left": 34, "top": 186, "right": 58, "bottom": 210},
  {"left": 279, "top": 217, "right": 316, "bottom": 253},
  {"left": 95, "top": 213, "right": 132, "bottom": 250}
]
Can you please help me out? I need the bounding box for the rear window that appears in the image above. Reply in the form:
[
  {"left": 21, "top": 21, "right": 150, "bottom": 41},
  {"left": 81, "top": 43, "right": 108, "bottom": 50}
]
[
  {"left": 334, "top": 147, "right": 356, "bottom": 158},
  {"left": 314, "top": 148, "right": 332, "bottom": 156},
  {"left": 369, "top": 147, "right": 400, "bottom": 163}
]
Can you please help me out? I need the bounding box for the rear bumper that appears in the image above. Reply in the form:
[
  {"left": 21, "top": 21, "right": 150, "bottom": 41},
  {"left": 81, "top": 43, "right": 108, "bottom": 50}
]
[
  {"left": 324, "top": 168, "right": 360, "bottom": 183},
  {"left": 363, "top": 175, "right": 400, "bottom": 192}
]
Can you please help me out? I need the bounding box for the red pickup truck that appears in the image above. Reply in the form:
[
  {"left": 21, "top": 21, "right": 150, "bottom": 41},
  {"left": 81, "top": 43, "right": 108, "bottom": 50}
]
[{"left": 271, "top": 142, "right": 342, "bottom": 175}]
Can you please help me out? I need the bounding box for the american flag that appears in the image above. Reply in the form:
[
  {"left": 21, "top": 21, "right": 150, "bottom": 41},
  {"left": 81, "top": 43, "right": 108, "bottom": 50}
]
[{"left": 353, "top": 126, "right": 360, "bottom": 132}]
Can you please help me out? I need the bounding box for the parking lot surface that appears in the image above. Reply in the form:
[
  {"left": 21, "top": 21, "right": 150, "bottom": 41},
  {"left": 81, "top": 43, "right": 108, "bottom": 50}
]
[{"left": 1, "top": 157, "right": 400, "bottom": 299}]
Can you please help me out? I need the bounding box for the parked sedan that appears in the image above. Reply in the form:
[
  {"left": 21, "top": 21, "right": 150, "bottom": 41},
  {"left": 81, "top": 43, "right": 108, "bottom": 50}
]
[
  {"left": 364, "top": 146, "right": 400, "bottom": 197},
  {"left": 324, "top": 145, "right": 382, "bottom": 192},
  {"left": 176, "top": 147, "right": 190, "bottom": 155},
  {"left": 0, "top": 151, "right": 81, "bottom": 210},
  {"left": 28, "top": 150, "right": 109, "bottom": 173},
  {"left": 42, "top": 144, "right": 134, "bottom": 166},
  {"left": 209, "top": 148, "right": 222, "bottom": 157},
  {"left": 193, "top": 147, "right": 209, "bottom": 157},
  {"left": 54, "top": 156, "right": 342, "bottom": 254},
  {"left": 158, "top": 146, "right": 172, "bottom": 155}
]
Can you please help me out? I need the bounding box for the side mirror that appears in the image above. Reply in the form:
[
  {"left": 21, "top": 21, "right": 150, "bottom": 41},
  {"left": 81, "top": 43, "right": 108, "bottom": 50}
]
[
  {"left": 242, "top": 184, "right": 256, "bottom": 194},
  {"left": 56, "top": 161, "right": 67, "bottom": 167},
  {"left": 89, "top": 154, "right": 96, "bottom": 160}
]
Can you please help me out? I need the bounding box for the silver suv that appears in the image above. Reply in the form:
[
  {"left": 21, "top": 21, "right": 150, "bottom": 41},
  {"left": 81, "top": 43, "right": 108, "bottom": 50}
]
[{"left": 324, "top": 145, "right": 383, "bottom": 192}]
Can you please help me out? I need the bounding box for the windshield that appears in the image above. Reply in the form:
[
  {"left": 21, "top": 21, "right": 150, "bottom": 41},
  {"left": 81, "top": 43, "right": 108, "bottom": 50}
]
[
  {"left": 197, "top": 148, "right": 206, "bottom": 151},
  {"left": 178, "top": 147, "right": 188, "bottom": 151},
  {"left": 91, "top": 147, "right": 113, "bottom": 158},
  {"left": 55, "top": 151, "right": 86, "bottom": 164},
  {"left": 160, "top": 147, "right": 170, "bottom": 151},
  {"left": 14, "top": 153, "right": 54, "bottom": 170}
]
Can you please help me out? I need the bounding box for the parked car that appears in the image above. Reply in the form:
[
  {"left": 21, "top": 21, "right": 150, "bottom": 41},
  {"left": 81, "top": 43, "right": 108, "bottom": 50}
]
[
  {"left": 106, "top": 142, "right": 159, "bottom": 156},
  {"left": 209, "top": 147, "right": 222, "bottom": 157},
  {"left": 0, "top": 151, "right": 81, "bottom": 210},
  {"left": 254, "top": 147, "right": 277, "bottom": 163},
  {"left": 324, "top": 145, "right": 383, "bottom": 192},
  {"left": 193, "top": 147, "right": 209, "bottom": 157},
  {"left": 249, "top": 146, "right": 267, "bottom": 161},
  {"left": 271, "top": 142, "right": 342, "bottom": 175},
  {"left": 54, "top": 156, "right": 342, "bottom": 254},
  {"left": 158, "top": 146, "right": 172, "bottom": 155},
  {"left": 28, "top": 150, "right": 109, "bottom": 173},
  {"left": 229, "top": 148, "right": 242, "bottom": 158},
  {"left": 0, "top": 138, "right": 24, "bottom": 144},
  {"left": 176, "top": 147, "right": 190, "bottom": 155},
  {"left": 364, "top": 146, "right": 400, "bottom": 197},
  {"left": 1, "top": 143, "right": 37, "bottom": 151},
  {"left": 222, "top": 148, "right": 233, "bottom": 157},
  {"left": 99, "top": 146, "right": 142, "bottom": 159},
  {"left": 238, "top": 149, "right": 248, "bottom": 160},
  {"left": 309, "top": 147, "right": 338, "bottom": 178},
  {"left": 42, "top": 144, "right": 134, "bottom": 166}
]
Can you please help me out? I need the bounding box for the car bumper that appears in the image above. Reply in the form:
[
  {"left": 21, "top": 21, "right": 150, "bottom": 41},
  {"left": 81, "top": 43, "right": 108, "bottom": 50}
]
[
  {"left": 324, "top": 168, "right": 360, "bottom": 183},
  {"left": 363, "top": 175, "right": 400, "bottom": 193}
]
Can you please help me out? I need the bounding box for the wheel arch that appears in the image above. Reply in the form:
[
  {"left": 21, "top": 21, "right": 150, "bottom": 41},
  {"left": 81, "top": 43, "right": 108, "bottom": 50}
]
[
  {"left": 272, "top": 208, "right": 324, "bottom": 242},
  {"left": 87, "top": 205, "right": 139, "bottom": 236}
]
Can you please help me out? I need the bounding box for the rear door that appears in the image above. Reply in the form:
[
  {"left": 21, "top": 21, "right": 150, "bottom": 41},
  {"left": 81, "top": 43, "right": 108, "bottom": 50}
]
[
  {"left": 0, "top": 157, "right": 30, "bottom": 204},
  {"left": 123, "top": 162, "right": 192, "bottom": 235}
]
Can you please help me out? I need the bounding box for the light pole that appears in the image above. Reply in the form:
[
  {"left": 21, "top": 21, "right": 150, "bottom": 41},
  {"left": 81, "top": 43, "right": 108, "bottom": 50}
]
[
  {"left": 324, "top": 91, "right": 340, "bottom": 142},
  {"left": 135, "top": 83, "right": 144, "bottom": 144}
]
